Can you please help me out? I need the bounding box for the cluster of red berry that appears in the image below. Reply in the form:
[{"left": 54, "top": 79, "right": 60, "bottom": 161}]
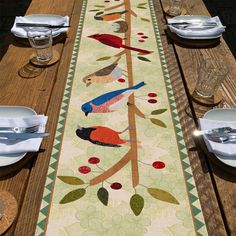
[
  {"left": 137, "top": 32, "right": 149, "bottom": 43},
  {"left": 147, "top": 92, "right": 157, "bottom": 104}
]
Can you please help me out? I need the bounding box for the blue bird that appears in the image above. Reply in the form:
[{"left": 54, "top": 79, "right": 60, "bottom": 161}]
[{"left": 81, "top": 81, "right": 146, "bottom": 116}]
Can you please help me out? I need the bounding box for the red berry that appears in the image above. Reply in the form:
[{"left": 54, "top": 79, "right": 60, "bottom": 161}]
[
  {"left": 78, "top": 166, "right": 91, "bottom": 174},
  {"left": 148, "top": 99, "right": 157, "bottom": 104},
  {"left": 141, "top": 36, "right": 149, "bottom": 39},
  {"left": 118, "top": 78, "right": 125, "bottom": 83},
  {"left": 105, "top": 0, "right": 110, "bottom": 2},
  {"left": 88, "top": 157, "right": 100, "bottom": 164},
  {"left": 137, "top": 32, "right": 144, "bottom": 35},
  {"left": 148, "top": 93, "right": 157, "bottom": 97},
  {"left": 152, "top": 161, "right": 165, "bottom": 169},
  {"left": 138, "top": 40, "right": 145, "bottom": 43},
  {"left": 110, "top": 182, "right": 122, "bottom": 190}
]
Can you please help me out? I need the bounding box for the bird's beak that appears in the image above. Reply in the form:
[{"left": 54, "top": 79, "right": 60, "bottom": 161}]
[
  {"left": 87, "top": 35, "right": 94, "bottom": 38},
  {"left": 77, "top": 125, "right": 82, "bottom": 130},
  {"left": 86, "top": 82, "right": 91, "bottom": 87},
  {"left": 85, "top": 111, "right": 89, "bottom": 116}
]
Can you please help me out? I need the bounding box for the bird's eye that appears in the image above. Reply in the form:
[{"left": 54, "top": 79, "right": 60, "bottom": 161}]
[
  {"left": 83, "top": 108, "right": 87, "bottom": 111},
  {"left": 88, "top": 79, "right": 91, "bottom": 81}
]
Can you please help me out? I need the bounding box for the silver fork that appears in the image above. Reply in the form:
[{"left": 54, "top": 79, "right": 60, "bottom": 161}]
[
  {"left": 0, "top": 125, "right": 39, "bottom": 133},
  {"left": 206, "top": 133, "right": 236, "bottom": 143}
]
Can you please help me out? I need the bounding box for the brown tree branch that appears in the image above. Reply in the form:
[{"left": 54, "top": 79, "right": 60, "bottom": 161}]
[
  {"left": 89, "top": 0, "right": 140, "bottom": 188},
  {"left": 90, "top": 150, "right": 131, "bottom": 185}
]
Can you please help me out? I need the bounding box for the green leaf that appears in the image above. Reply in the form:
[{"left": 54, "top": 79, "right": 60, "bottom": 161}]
[
  {"left": 97, "top": 187, "right": 109, "bottom": 206},
  {"left": 94, "top": 5, "right": 105, "bottom": 8},
  {"left": 130, "top": 194, "right": 144, "bottom": 216},
  {"left": 89, "top": 9, "right": 100, "bottom": 12},
  {"left": 137, "top": 6, "right": 147, "bottom": 9},
  {"left": 137, "top": 56, "right": 151, "bottom": 62},
  {"left": 57, "top": 176, "right": 84, "bottom": 185},
  {"left": 151, "top": 109, "right": 167, "bottom": 115},
  {"left": 96, "top": 56, "right": 111, "bottom": 61},
  {"left": 138, "top": 3, "right": 147, "bottom": 6},
  {"left": 140, "top": 17, "right": 150, "bottom": 22},
  {"left": 147, "top": 188, "right": 179, "bottom": 205},
  {"left": 95, "top": 11, "right": 104, "bottom": 15},
  {"left": 60, "top": 188, "right": 86, "bottom": 204},
  {"left": 150, "top": 118, "right": 167, "bottom": 128}
]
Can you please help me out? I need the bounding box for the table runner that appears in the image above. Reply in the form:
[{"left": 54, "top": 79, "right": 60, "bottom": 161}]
[{"left": 36, "top": 0, "right": 208, "bottom": 235}]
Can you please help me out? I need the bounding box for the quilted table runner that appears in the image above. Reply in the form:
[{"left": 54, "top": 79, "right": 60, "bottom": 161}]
[{"left": 36, "top": 0, "right": 208, "bottom": 235}]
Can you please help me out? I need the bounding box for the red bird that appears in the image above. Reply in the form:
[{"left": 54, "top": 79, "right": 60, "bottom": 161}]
[
  {"left": 76, "top": 125, "right": 130, "bottom": 147},
  {"left": 88, "top": 34, "right": 153, "bottom": 55}
]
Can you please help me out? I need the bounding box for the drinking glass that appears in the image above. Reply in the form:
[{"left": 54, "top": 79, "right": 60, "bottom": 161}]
[
  {"left": 194, "top": 58, "right": 228, "bottom": 98},
  {"left": 27, "top": 27, "right": 53, "bottom": 63},
  {"left": 168, "top": 0, "right": 182, "bottom": 16}
]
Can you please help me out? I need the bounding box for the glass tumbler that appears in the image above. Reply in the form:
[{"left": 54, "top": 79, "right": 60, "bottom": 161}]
[
  {"left": 27, "top": 27, "right": 53, "bottom": 63},
  {"left": 168, "top": 0, "right": 182, "bottom": 16},
  {"left": 194, "top": 58, "right": 228, "bottom": 98}
]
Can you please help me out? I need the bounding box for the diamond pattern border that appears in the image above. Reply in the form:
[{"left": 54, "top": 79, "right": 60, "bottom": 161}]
[
  {"left": 35, "top": 1, "right": 87, "bottom": 235},
  {"left": 148, "top": 0, "right": 208, "bottom": 235}
]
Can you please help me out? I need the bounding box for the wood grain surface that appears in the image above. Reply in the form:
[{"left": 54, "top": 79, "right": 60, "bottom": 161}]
[{"left": 0, "top": 0, "right": 235, "bottom": 235}]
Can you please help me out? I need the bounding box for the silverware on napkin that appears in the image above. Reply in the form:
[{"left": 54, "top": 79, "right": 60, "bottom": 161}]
[
  {"left": 167, "top": 21, "right": 218, "bottom": 27},
  {"left": 0, "top": 132, "right": 49, "bottom": 139},
  {"left": 206, "top": 133, "right": 236, "bottom": 143},
  {"left": 16, "top": 23, "right": 70, "bottom": 28},
  {"left": 193, "top": 127, "right": 236, "bottom": 136}
]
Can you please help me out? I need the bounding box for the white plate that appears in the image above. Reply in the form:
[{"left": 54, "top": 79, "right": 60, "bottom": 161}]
[
  {"left": 169, "top": 15, "right": 222, "bottom": 40},
  {"left": 203, "top": 108, "right": 236, "bottom": 167},
  {"left": 13, "top": 14, "right": 65, "bottom": 39},
  {"left": 0, "top": 106, "right": 37, "bottom": 167},
  {"left": 175, "top": 32, "right": 222, "bottom": 40}
]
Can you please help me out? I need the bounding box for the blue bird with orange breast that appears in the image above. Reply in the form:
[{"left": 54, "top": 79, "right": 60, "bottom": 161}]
[{"left": 81, "top": 81, "right": 146, "bottom": 116}]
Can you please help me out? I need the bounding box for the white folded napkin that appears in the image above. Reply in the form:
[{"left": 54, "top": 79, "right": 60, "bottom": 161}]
[
  {"left": 0, "top": 115, "right": 48, "bottom": 154},
  {"left": 199, "top": 118, "right": 236, "bottom": 157},
  {"left": 11, "top": 15, "right": 69, "bottom": 38},
  {"left": 168, "top": 16, "right": 225, "bottom": 38}
]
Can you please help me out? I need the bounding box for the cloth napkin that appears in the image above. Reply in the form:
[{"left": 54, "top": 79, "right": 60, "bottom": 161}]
[
  {"left": 11, "top": 16, "right": 69, "bottom": 38},
  {"left": 168, "top": 16, "right": 225, "bottom": 38},
  {"left": 199, "top": 118, "right": 236, "bottom": 157},
  {"left": 0, "top": 115, "right": 48, "bottom": 154}
]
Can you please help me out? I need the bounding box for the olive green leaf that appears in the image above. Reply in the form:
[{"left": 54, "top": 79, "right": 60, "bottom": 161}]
[
  {"left": 138, "top": 3, "right": 147, "bottom": 6},
  {"left": 96, "top": 56, "right": 111, "bottom": 61},
  {"left": 60, "top": 188, "right": 86, "bottom": 204},
  {"left": 151, "top": 109, "right": 167, "bottom": 115},
  {"left": 147, "top": 188, "right": 179, "bottom": 205},
  {"left": 150, "top": 118, "right": 167, "bottom": 128},
  {"left": 140, "top": 17, "right": 150, "bottom": 22},
  {"left": 97, "top": 187, "right": 109, "bottom": 206},
  {"left": 95, "top": 11, "right": 104, "bottom": 15},
  {"left": 57, "top": 176, "right": 84, "bottom": 185},
  {"left": 89, "top": 9, "right": 100, "bottom": 12},
  {"left": 137, "top": 6, "right": 147, "bottom": 9},
  {"left": 137, "top": 56, "right": 151, "bottom": 62},
  {"left": 130, "top": 194, "right": 144, "bottom": 216},
  {"left": 94, "top": 5, "right": 105, "bottom": 8}
]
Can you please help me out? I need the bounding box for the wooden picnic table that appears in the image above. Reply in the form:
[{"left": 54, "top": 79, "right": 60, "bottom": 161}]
[{"left": 0, "top": 0, "right": 236, "bottom": 235}]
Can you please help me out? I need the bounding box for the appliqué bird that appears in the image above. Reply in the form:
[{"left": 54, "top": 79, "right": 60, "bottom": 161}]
[
  {"left": 82, "top": 62, "right": 122, "bottom": 86},
  {"left": 76, "top": 125, "right": 130, "bottom": 147},
  {"left": 94, "top": 10, "right": 128, "bottom": 21},
  {"left": 81, "top": 81, "right": 146, "bottom": 116},
  {"left": 88, "top": 34, "right": 153, "bottom": 55}
]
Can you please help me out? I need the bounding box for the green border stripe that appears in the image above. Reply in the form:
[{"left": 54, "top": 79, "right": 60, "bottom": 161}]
[
  {"left": 35, "top": 0, "right": 87, "bottom": 235},
  {"left": 148, "top": 0, "right": 207, "bottom": 235}
]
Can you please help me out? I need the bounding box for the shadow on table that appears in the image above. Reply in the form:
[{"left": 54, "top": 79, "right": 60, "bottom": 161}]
[
  {"left": 203, "top": 0, "right": 236, "bottom": 59},
  {"left": 0, "top": 0, "right": 32, "bottom": 60}
]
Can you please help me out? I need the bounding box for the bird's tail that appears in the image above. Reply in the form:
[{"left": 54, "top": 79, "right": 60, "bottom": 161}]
[
  {"left": 132, "top": 81, "right": 146, "bottom": 90},
  {"left": 121, "top": 44, "right": 153, "bottom": 55}
]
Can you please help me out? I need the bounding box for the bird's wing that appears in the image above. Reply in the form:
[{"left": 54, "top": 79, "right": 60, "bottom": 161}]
[
  {"left": 95, "top": 63, "right": 118, "bottom": 76},
  {"left": 109, "top": 90, "right": 133, "bottom": 111}
]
